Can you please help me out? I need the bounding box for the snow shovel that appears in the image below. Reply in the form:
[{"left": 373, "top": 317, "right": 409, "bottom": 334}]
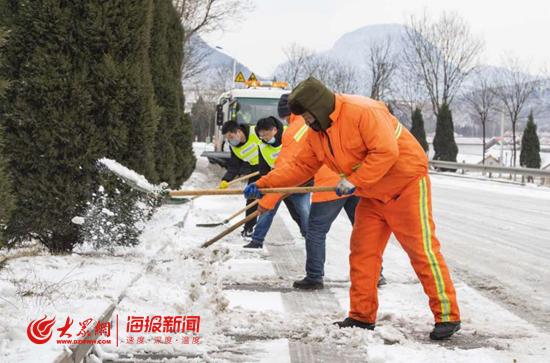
[
  {"left": 201, "top": 210, "right": 261, "bottom": 248},
  {"left": 196, "top": 199, "right": 260, "bottom": 227},
  {"left": 98, "top": 160, "right": 183, "bottom": 203},
  {"left": 201, "top": 194, "right": 292, "bottom": 248}
]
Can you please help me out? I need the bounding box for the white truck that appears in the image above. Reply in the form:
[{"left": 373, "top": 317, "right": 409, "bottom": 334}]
[{"left": 202, "top": 81, "right": 289, "bottom": 167}]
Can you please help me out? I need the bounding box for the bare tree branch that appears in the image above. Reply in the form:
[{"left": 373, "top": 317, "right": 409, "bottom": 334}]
[
  {"left": 493, "top": 57, "right": 540, "bottom": 166},
  {"left": 174, "top": 0, "right": 253, "bottom": 83},
  {"left": 366, "top": 36, "right": 398, "bottom": 100},
  {"left": 274, "top": 43, "right": 318, "bottom": 88},
  {"left": 326, "top": 59, "right": 360, "bottom": 94},
  {"left": 181, "top": 35, "right": 212, "bottom": 81},
  {"left": 403, "top": 11, "right": 483, "bottom": 116},
  {"left": 275, "top": 43, "right": 359, "bottom": 93},
  {"left": 464, "top": 71, "right": 497, "bottom": 162},
  {"left": 173, "top": 0, "right": 253, "bottom": 42}
]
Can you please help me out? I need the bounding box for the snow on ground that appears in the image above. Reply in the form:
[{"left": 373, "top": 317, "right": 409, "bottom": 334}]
[{"left": 1, "top": 142, "right": 550, "bottom": 362}]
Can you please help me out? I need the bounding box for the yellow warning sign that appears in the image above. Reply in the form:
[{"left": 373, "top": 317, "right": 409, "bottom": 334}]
[
  {"left": 234, "top": 71, "right": 246, "bottom": 83},
  {"left": 247, "top": 73, "right": 257, "bottom": 82}
]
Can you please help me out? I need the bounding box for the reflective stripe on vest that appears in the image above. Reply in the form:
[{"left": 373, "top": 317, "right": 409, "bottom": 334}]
[
  {"left": 395, "top": 122, "right": 403, "bottom": 139},
  {"left": 231, "top": 126, "right": 260, "bottom": 165},
  {"left": 293, "top": 124, "right": 309, "bottom": 142}
]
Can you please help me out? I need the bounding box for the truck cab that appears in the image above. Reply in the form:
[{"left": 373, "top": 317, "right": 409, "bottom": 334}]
[{"left": 202, "top": 81, "right": 289, "bottom": 167}]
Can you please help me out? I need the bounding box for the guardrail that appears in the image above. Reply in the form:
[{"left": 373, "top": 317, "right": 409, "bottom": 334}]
[{"left": 429, "top": 160, "right": 550, "bottom": 177}]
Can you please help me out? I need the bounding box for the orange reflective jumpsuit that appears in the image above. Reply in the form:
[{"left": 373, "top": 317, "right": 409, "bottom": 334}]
[
  {"left": 259, "top": 114, "right": 346, "bottom": 210},
  {"left": 256, "top": 94, "right": 460, "bottom": 324}
]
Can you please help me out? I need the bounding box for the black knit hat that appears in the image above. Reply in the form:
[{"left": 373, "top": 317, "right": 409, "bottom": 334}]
[{"left": 277, "top": 93, "right": 291, "bottom": 118}]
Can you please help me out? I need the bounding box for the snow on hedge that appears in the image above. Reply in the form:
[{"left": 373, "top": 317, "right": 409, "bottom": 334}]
[{"left": 98, "top": 158, "right": 161, "bottom": 193}]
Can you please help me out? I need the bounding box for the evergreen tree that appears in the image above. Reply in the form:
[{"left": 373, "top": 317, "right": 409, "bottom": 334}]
[
  {"left": 0, "top": 128, "right": 13, "bottom": 246},
  {"left": 118, "top": 0, "right": 158, "bottom": 183},
  {"left": 174, "top": 111, "right": 196, "bottom": 186},
  {"left": 162, "top": 3, "right": 195, "bottom": 186},
  {"left": 148, "top": 0, "right": 195, "bottom": 187},
  {"left": 1, "top": 1, "right": 99, "bottom": 251},
  {"left": 0, "top": 27, "right": 15, "bottom": 245},
  {"left": 150, "top": 0, "right": 177, "bottom": 186},
  {"left": 0, "top": 0, "right": 194, "bottom": 251},
  {"left": 433, "top": 103, "right": 458, "bottom": 162},
  {"left": 520, "top": 112, "right": 541, "bottom": 169},
  {"left": 410, "top": 107, "right": 429, "bottom": 152},
  {"left": 191, "top": 96, "right": 216, "bottom": 141}
]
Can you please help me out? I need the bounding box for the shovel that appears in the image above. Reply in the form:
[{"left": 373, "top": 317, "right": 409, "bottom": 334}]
[
  {"left": 200, "top": 194, "right": 291, "bottom": 247},
  {"left": 201, "top": 211, "right": 261, "bottom": 248},
  {"left": 196, "top": 200, "right": 260, "bottom": 227}
]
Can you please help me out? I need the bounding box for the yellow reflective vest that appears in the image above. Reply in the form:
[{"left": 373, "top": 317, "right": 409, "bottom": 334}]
[
  {"left": 230, "top": 126, "right": 260, "bottom": 166},
  {"left": 258, "top": 126, "right": 288, "bottom": 168}
]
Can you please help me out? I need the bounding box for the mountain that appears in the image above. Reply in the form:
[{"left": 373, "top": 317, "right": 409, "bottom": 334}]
[
  {"left": 189, "top": 35, "right": 255, "bottom": 77},
  {"left": 321, "top": 23, "right": 407, "bottom": 69},
  {"left": 274, "top": 23, "right": 550, "bottom": 134},
  {"left": 182, "top": 36, "right": 258, "bottom": 109}
]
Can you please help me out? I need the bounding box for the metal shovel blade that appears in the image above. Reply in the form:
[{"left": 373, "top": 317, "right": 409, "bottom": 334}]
[
  {"left": 195, "top": 221, "right": 227, "bottom": 228},
  {"left": 165, "top": 197, "right": 191, "bottom": 205}
]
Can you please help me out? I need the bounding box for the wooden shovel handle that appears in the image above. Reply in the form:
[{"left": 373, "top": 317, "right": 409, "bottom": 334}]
[
  {"left": 201, "top": 211, "right": 261, "bottom": 248},
  {"left": 190, "top": 171, "right": 260, "bottom": 201},
  {"left": 224, "top": 199, "right": 260, "bottom": 223},
  {"left": 227, "top": 171, "right": 260, "bottom": 186},
  {"left": 170, "top": 186, "right": 336, "bottom": 197}
]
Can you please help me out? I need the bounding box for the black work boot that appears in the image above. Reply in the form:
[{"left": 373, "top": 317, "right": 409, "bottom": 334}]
[
  {"left": 241, "top": 228, "right": 253, "bottom": 239},
  {"left": 377, "top": 272, "right": 387, "bottom": 287},
  {"left": 334, "top": 317, "right": 375, "bottom": 330},
  {"left": 292, "top": 276, "right": 324, "bottom": 290},
  {"left": 243, "top": 241, "right": 262, "bottom": 249},
  {"left": 429, "top": 321, "right": 461, "bottom": 340}
]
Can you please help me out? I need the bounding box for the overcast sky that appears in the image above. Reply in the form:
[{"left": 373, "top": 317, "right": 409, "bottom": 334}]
[{"left": 202, "top": 0, "right": 550, "bottom": 77}]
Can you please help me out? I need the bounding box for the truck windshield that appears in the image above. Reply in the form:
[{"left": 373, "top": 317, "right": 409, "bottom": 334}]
[{"left": 235, "top": 97, "right": 280, "bottom": 125}]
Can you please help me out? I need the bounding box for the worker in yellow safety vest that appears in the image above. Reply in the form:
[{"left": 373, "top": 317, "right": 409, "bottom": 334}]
[
  {"left": 219, "top": 120, "right": 261, "bottom": 238},
  {"left": 242, "top": 116, "right": 311, "bottom": 248}
]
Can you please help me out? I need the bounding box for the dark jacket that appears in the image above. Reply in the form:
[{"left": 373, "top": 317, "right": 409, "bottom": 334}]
[{"left": 222, "top": 124, "right": 259, "bottom": 181}]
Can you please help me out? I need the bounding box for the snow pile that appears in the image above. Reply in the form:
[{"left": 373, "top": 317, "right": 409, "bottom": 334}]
[
  {"left": 76, "top": 184, "right": 157, "bottom": 251},
  {"left": 98, "top": 158, "right": 162, "bottom": 194},
  {"left": 71, "top": 216, "right": 85, "bottom": 225}
]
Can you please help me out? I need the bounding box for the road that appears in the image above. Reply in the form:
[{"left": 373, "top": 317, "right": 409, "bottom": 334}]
[{"left": 430, "top": 174, "right": 550, "bottom": 331}]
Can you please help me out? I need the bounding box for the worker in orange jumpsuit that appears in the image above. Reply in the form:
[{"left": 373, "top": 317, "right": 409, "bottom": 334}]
[
  {"left": 261, "top": 94, "right": 386, "bottom": 290},
  {"left": 244, "top": 77, "right": 461, "bottom": 340}
]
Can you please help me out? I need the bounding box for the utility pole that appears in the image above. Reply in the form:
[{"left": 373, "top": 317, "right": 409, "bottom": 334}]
[{"left": 232, "top": 58, "right": 237, "bottom": 89}]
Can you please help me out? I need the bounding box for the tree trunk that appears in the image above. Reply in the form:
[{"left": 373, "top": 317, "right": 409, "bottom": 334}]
[
  {"left": 512, "top": 121, "right": 517, "bottom": 167},
  {"left": 482, "top": 121, "right": 486, "bottom": 165}
]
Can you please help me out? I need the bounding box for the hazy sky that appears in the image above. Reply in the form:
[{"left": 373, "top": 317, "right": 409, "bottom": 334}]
[{"left": 202, "top": 0, "right": 550, "bottom": 77}]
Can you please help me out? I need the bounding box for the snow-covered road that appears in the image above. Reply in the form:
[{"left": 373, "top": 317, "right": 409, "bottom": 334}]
[
  {"left": 2, "top": 144, "right": 550, "bottom": 362},
  {"left": 430, "top": 174, "right": 550, "bottom": 331}
]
